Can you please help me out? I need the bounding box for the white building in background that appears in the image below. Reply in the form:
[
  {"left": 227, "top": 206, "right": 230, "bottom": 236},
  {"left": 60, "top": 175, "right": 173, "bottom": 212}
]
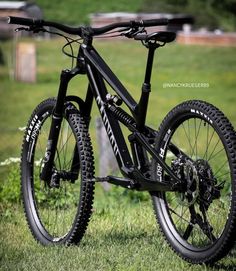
[{"left": 0, "top": 1, "right": 43, "bottom": 39}]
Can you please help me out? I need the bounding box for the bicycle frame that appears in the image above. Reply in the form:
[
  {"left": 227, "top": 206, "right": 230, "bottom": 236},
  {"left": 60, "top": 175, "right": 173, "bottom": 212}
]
[{"left": 40, "top": 38, "right": 184, "bottom": 192}]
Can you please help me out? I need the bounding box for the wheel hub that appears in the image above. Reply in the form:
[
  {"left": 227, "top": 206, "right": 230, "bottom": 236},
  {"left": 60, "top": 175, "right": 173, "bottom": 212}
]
[
  {"left": 172, "top": 156, "right": 199, "bottom": 207},
  {"left": 171, "top": 156, "right": 220, "bottom": 208},
  {"left": 195, "top": 159, "right": 219, "bottom": 210},
  {"left": 47, "top": 168, "right": 78, "bottom": 188}
]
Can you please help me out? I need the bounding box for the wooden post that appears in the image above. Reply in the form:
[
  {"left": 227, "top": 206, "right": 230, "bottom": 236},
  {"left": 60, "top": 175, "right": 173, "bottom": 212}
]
[
  {"left": 15, "top": 42, "right": 36, "bottom": 83},
  {"left": 0, "top": 46, "right": 4, "bottom": 65}
]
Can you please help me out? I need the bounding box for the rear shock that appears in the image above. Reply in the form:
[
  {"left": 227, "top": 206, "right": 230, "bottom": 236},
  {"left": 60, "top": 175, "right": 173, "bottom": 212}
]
[{"left": 107, "top": 104, "right": 136, "bottom": 130}]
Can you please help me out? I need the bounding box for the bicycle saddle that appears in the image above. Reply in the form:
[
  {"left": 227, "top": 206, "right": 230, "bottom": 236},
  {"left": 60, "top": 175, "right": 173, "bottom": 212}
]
[{"left": 134, "top": 31, "right": 176, "bottom": 43}]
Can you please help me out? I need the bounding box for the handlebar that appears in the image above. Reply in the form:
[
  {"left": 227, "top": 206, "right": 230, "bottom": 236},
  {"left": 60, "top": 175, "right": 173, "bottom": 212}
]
[
  {"left": 91, "top": 18, "right": 168, "bottom": 35},
  {"left": 8, "top": 16, "right": 83, "bottom": 35},
  {"left": 8, "top": 16, "right": 169, "bottom": 36}
]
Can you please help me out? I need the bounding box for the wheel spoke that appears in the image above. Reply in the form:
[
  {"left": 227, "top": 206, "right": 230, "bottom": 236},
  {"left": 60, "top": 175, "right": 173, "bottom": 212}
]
[
  {"left": 169, "top": 207, "right": 193, "bottom": 225},
  {"left": 214, "top": 160, "right": 229, "bottom": 176},
  {"left": 191, "top": 118, "right": 202, "bottom": 159},
  {"left": 206, "top": 137, "right": 221, "bottom": 162},
  {"left": 203, "top": 127, "right": 216, "bottom": 161},
  {"left": 215, "top": 170, "right": 230, "bottom": 179},
  {"left": 152, "top": 101, "right": 236, "bottom": 263},
  {"left": 207, "top": 147, "right": 226, "bottom": 163},
  {"left": 32, "top": 108, "right": 79, "bottom": 238},
  {"left": 182, "top": 121, "right": 195, "bottom": 158}
]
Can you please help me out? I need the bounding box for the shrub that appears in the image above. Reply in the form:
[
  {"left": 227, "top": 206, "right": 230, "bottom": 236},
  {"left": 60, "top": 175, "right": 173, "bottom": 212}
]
[{"left": 0, "top": 165, "right": 21, "bottom": 205}]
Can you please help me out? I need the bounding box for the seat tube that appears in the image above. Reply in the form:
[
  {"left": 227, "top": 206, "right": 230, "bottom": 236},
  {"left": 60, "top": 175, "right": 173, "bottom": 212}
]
[
  {"left": 137, "top": 44, "right": 157, "bottom": 130},
  {"left": 40, "top": 69, "right": 73, "bottom": 182}
]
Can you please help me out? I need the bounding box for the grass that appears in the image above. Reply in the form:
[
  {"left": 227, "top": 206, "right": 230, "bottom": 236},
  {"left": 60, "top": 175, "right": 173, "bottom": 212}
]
[
  {"left": 1, "top": 188, "right": 236, "bottom": 271},
  {"left": 6, "top": 0, "right": 236, "bottom": 31},
  {"left": 1, "top": 38, "right": 236, "bottom": 170},
  {"left": 35, "top": 0, "right": 143, "bottom": 24},
  {"left": 0, "top": 38, "right": 236, "bottom": 270}
]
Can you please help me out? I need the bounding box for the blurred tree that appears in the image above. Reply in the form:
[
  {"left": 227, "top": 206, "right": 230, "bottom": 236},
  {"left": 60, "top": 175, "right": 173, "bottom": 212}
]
[
  {"left": 0, "top": 47, "right": 4, "bottom": 65},
  {"left": 141, "top": 0, "right": 236, "bottom": 31},
  {"left": 6, "top": 0, "right": 235, "bottom": 30}
]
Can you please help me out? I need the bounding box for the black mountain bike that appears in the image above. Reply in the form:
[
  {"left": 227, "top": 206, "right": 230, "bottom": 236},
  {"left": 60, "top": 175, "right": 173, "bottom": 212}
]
[{"left": 8, "top": 16, "right": 236, "bottom": 264}]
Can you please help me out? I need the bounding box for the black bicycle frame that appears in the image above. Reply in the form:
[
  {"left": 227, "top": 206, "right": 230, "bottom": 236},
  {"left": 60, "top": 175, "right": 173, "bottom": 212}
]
[{"left": 40, "top": 39, "right": 184, "bottom": 192}]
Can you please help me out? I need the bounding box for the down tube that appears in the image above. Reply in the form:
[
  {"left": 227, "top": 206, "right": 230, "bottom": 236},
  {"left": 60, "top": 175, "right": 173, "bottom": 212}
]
[{"left": 86, "top": 63, "right": 134, "bottom": 177}]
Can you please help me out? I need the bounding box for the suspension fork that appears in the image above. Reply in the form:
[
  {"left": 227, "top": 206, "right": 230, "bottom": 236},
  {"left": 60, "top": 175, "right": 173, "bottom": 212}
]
[{"left": 40, "top": 69, "right": 77, "bottom": 182}]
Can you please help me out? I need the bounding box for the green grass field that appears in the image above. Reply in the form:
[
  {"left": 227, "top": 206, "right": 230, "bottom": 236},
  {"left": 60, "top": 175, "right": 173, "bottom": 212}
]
[
  {"left": 0, "top": 38, "right": 236, "bottom": 270},
  {"left": 1, "top": 190, "right": 236, "bottom": 271},
  {"left": 1, "top": 38, "right": 236, "bottom": 165},
  {"left": 36, "top": 0, "right": 143, "bottom": 24},
  {"left": 11, "top": 0, "right": 236, "bottom": 31}
]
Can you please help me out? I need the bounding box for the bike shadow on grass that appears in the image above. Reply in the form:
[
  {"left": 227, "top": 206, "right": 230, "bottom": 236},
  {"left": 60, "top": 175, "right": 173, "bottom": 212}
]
[
  {"left": 84, "top": 227, "right": 163, "bottom": 248},
  {"left": 83, "top": 230, "right": 236, "bottom": 270},
  {"left": 210, "top": 263, "right": 236, "bottom": 271}
]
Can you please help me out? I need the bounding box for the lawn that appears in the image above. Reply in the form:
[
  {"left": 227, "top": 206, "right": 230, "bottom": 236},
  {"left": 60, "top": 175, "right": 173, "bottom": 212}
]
[
  {"left": 35, "top": 0, "right": 143, "bottom": 25},
  {"left": 0, "top": 37, "right": 236, "bottom": 270},
  {"left": 1, "top": 189, "right": 236, "bottom": 271},
  {"left": 1, "top": 38, "right": 236, "bottom": 166}
]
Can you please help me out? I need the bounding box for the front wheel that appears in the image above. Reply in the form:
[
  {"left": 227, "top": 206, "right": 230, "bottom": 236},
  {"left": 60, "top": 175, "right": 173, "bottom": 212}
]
[
  {"left": 21, "top": 98, "right": 95, "bottom": 245},
  {"left": 152, "top": 100, "right": 236, "bottom": 264}
]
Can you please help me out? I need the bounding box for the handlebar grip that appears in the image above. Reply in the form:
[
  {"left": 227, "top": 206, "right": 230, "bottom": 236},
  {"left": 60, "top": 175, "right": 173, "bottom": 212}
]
[
  {"left": 141, "top": 18, "right": 169, "bottom": 27},
  {"left": 8, "top": 16, "right": 82, "bottom": 35},
  {"left": 8, "top": 16, "right": 43, "bottom": 26},
  {"left": 168, "top": 17, "right": 194, "bottom": 25}
]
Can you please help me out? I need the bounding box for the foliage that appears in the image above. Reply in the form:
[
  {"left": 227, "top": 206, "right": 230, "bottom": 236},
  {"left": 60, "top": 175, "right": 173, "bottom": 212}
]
[
  {"left": 141, "top": 0, "right": 236, "bottom": 31},
  {"left": 7, "top": 0, "right": 236, "bottom": 30},
  {"left": 34, "top": 0, "right": 143, "bottom": 24},
  {"left": 0, "top": 168, "right": 149, "bottom": 206},
  {"left": 0, "top": 16, "right": 236, "bottom": 269},
  {"left": 1, "top": 39, "right": 236, "bottom": 203},
  {"left": 0, "top": 164, "right": 21, "bottom": 205},
  {"left": 0, "top": 46, "right": 5, "bottom": 65},
  {"left": 104, "top": 186, "right": 150, "bottom": 204}
]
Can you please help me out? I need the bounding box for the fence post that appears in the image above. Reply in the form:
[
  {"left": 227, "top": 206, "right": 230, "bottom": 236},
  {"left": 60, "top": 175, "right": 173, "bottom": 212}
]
[
  {"left": 15, "top": 42, "right": 36, "bottom": 83},
  {"left": 96, "top": 117, "right": 119, "bottom": 191},
  {"left": 0, "top": 46, "right": 4, "bottom": 65}
]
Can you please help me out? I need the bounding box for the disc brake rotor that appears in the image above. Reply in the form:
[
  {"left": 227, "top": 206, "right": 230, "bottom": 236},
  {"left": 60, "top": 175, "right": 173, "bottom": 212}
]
[{"left": 172, "top": 156, "right": 200, "bottom": 207}]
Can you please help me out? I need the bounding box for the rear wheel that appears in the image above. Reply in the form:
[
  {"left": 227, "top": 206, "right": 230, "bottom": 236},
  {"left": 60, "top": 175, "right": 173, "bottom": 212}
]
[
  {"left": 21, "top": 98, "right": 95, "bottom": 245},
  {"left": 152, "top": 100, "right": 236, "bottom": 264}
]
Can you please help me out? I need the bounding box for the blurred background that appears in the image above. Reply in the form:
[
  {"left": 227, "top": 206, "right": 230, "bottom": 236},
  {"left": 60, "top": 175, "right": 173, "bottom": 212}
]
[
  {"left": 1, "top": 1, "right": 236, "bottom": 269},
  {"left": 0, "top": 0, "right": 236, "bottom": 194}
]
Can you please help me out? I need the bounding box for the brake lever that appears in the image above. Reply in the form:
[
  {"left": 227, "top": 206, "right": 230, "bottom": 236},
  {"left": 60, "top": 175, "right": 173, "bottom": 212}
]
[
  {"left": 15, "top": 27, "right": 30, "bottom": 32},
  {"left": 121, "top": 27, "right": 138, "bottom": 38},
  {"left": 15, "top": 26, "right": 46, "bottom": 33},
  {"left": 122, "top": 27, "right": 146, "bottom": 38}
]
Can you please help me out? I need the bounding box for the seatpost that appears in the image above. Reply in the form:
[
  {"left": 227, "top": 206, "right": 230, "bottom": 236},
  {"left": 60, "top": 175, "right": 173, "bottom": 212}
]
[{"left": 137, "top": 42, "right": 158, "bottom": 130}]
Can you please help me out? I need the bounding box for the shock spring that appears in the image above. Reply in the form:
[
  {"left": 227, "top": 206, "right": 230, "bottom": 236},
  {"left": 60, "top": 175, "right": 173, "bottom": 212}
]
[{"left": 108, "top": 104, "right": 136, "bottom": 128}]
